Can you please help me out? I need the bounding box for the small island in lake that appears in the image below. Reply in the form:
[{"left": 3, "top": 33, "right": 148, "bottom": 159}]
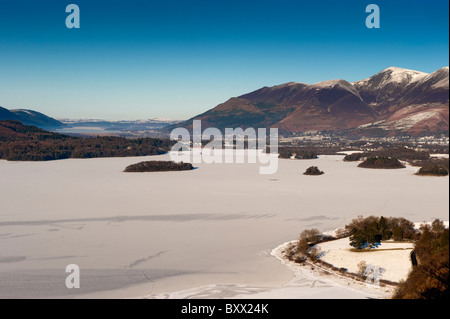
[
  {"left": 357, "top": 156, "right": 405, "bottom": 169},
  {"left": 303, "top": 166, "right": 324, "bottom": 175},
  {"left": 416, "top": 164, "right": 449, "bottom": 176},
  {"left": 124, "top": 161, "right": 194, "bottom": 172}
]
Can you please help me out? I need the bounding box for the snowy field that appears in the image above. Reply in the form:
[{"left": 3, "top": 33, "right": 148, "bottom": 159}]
[
  {"left": 0, "top": 154, "right": 448, "bottom": 298},
  {"left": 316, "top": 238, "right": 414, "bottom": 282}
]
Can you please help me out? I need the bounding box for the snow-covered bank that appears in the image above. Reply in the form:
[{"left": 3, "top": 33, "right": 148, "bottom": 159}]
[
  {"left": 269, "top": 241, "right": 395, "bottom": 299},
  {"left": 271, "top": 219, "right": 449, "bottom": 298}
]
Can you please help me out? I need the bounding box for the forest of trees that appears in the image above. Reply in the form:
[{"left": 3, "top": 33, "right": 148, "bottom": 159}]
[
  {"left": 287, "top": 215, "right": 449, "bottom": 299},
  {"left": 343, "top": 147, "right": 449, "bottom": 175},
  {"left": 417, "top": 165, "right": 449, "bottom": 176},
  {"left": 345, "top": 215, "right": 416, "bottom": 249},
  {"left": 343, "top": 147, "right": 430, "bottom": 162},
  {"left": 124, "top": 161, "right": 194, "bottom": 172},
  {"left": 0, "top": 120, "right": 175, "bottom": 161},
  {"left": 357, "top": 156, "right": 406, "bottom": 169},
  {"left": 278, "top": 147, "right": 318, "bottom": 159},
  {"left": 343, "top": 152, "right": 365, "bottom": 161},
  {"left": 415, "top": 158, "right": 449, "bottom": 176},
  {"left": 394, "top": 220, "right": 449, "bottom": 299}
]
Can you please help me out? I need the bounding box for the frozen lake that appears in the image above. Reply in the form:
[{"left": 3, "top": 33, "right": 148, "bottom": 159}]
[{"left": 0, "top": 154, "right": 448, "bottom": 298}]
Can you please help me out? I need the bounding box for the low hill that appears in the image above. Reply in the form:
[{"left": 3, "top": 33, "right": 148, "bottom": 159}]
[
  {"left": 0, "top": 120, "right": 174, "bottom": 161},
  {"left": 0, "top": 106, "right": 64, "bottom": 129},
  {"left": 0, "top": 106, "right": 21, "bottom": 122}
]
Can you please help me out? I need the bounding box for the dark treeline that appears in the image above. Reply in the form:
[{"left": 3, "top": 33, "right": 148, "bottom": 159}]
[
  {"left": 415, "top": 158, "right": 449, "bottom": 176},
  {"left": 343, "top": 147, "right": 430, "bottom": 162},
  {"left": 0, "top": 120, "right": 64, "bottom": 141},
  {"left": 357, "top": 156, "right": 406, "bottom": 169},
  {"left": 283, "top": 215, "right": 449, "bottom": 299},
  {"left": 0, "top": 120, "right": 175, "bottom": 161},
  {"left": 124, "top": 161, "right": 193, "bottom": 172},
  {"left": 394, "top": 220, "right": 449, "bottom": 299},
  {"left": 344, "top": 147, "right": 449, "bottom": 174},
  {"left": 344, "top": 215, "right": 417, "bottom": 249},
  {"left": 347, "top": 141, "right": 449, "bottom": 155},
  {"left": 278, "top": 147, "right": 318, "bottom": 159},
  {"left": 417, "top": 164, "right": 449, "bottom": 176},
  {"left": 278, "top": 145, "right": 349, "bottom": 159},
  {"left": 334, "top": 215, "right": 449, "bottom": 299}
]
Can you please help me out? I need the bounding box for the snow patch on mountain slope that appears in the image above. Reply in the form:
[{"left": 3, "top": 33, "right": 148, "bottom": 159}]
[
  {"left": 10, "top": 109, "right": 35, "bottom": 115},
  {"left": 391, "top": 111, "right": 440, "bottom": 130},
  {"left": 357, "top": 110, "right": 440, "bottom": 131}
]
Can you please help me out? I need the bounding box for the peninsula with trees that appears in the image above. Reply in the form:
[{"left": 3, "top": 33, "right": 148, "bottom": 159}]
[{"left": 282, "top": 216, "right": 449, "bottom": 299}]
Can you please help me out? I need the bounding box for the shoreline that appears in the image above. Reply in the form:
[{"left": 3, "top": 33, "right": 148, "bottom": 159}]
[
  {"left": 270, "top": 220, "right": 449, "bottom": 299},
  {"left": 137, "top": 241, "right": 393, "bottom": 299},
  {"left": 270, "top": 240, "right": 396, "bottom": 299}
]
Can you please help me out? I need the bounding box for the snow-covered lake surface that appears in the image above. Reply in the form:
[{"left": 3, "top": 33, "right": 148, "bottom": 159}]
[{"left": 0, "top": 154, "right": 448, "bottom": 298}]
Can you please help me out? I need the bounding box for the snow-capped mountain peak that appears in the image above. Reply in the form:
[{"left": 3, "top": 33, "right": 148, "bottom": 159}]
[
  {"left": 381, "top": 66, "right": 427, "bottom": 83},
  {"left": 311, "top": 79, "right": 361, "bottom": 96},
  {"left": 354, "top": 66, "right": 428, "bottom": 87}
]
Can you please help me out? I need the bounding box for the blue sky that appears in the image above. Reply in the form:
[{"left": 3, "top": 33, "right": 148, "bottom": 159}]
[{"left": 0, "top": 0, "right": 448, "bottom": 120}]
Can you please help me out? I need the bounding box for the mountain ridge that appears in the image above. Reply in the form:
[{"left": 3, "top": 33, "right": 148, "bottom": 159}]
[{"left": 172, "top": 66, "right": 449, "bottom": 136}]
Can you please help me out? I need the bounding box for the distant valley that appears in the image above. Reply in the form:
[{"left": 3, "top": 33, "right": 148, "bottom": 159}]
[
  {"left": 0, "top": 106, "right": 181, "bottom": 136},
  {"left": 55, "top": 118, "right": 182, "bottom": 136}
]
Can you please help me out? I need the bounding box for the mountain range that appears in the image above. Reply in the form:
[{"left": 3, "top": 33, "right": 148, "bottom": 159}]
[
  {"left": 2, "top": 66, "right": 448, "bottom": 136},
  {"left": 173, "top": 67, "right": 449, "bottom": 136}
]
